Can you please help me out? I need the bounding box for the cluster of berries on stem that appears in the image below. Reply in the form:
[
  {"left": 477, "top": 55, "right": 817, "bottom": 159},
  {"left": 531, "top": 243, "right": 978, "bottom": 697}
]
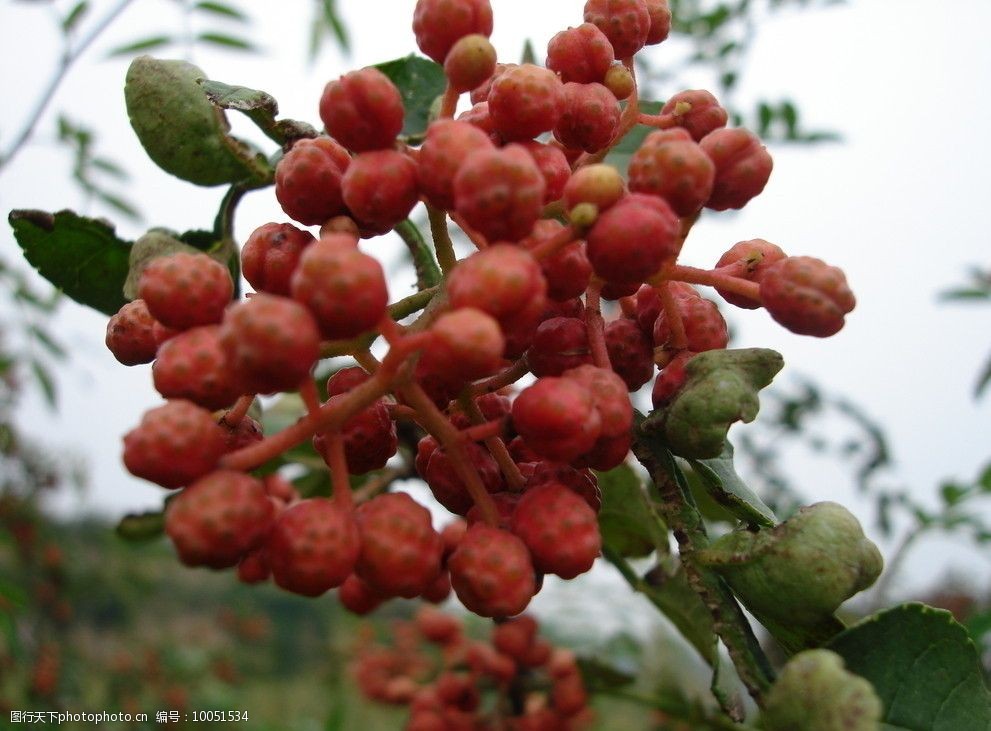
[{"left": 105, "top": 0, "right": 855, "bottom": 626}]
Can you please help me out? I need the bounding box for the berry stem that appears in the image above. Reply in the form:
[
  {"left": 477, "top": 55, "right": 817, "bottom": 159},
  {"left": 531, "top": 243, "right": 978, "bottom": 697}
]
[
  {"left": 467, "top": 358, "right": 529, "bottom": 397},
  {"left": 459, "top": 393, "right": 525, "bottom": 492},
  {"left": 451, "top": 212, "right": 489, "bottom": 249},
  {"left": 319, "top": 288, "right": 438, "bottom": 359},
  {"left": 585, "top": 280, "right": 613, "bottom": 370},
  {"left": 220, "top": 331, "right": 434, "bottom": 473},
  {"left": 395, "top": 219, "right": 443, "bottom": 289},
  {"left": 299, "top": 378, "right": 323, "bottom": 420},
  {"left": 352, "top": 464, "right": 413, "bottom": 504},
  {"left": 400, "top": 381, "right": 501, "bottom": 528},
  {"left": 427, "top": 204, "right": 458, "bottom": 275},
  {"left": 662, "top": 264, "right": 761, "bottom": 303},
  {"left": 637, "top": 111, "right": 678, "bottom": 129},
  {"left": 386, "top": 403, "right": 421, "bottom": 423},
  {"left": 324, "top": 432, "right": 353, "bottom": 511},
  {"left": 528, "top": 224, "right": 578, "bottom": 261},
  {"left": 459, "top": 418, "right": 506, "bottom": 442},
  {"left": 659, "top": 281, "right": 689, "bottom": 351},
  {"left": 439, "top": 83, "right": 460, "bottom": 119},
  {"left": 221, "top": 395, "right": 255, "bottom": 428}
]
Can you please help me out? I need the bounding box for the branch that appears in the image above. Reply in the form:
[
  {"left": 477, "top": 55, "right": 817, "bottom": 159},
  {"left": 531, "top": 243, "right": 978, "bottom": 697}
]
[{"left": 0, "top": 0, "right": 139, "bottom": 170}]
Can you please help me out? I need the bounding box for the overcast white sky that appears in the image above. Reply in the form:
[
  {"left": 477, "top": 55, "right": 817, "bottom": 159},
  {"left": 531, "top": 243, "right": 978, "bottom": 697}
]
[{"left": 2, "top": 0, "right": 990, "bottom": 599}]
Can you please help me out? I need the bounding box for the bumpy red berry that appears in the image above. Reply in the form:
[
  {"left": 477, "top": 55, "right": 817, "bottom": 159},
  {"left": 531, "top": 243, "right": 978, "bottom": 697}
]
[
  {"left": 563, "top": 364, "right": 632, "bottom": 439},
  {"left": 223, "top": 415, "right": 263, "bottom": 453},
  {"left": 413, "top": 0, "right": 493, "bottom": 64},
  {"left": 290, "top": 235, "right": 388, "bottom": 339},
  {"left": 342, "top": 150, "right": 419, "bottom": 231},
  {"left": 314, "top": 398, "right": 397, "bottom": 474},
  {"left": 759, "top": 256, "right": 855, "bottom": 337},
  {"left": 528, "top": 228, "right": 593, "bottom": 301},
  {"left": 420, "top": 308, "right": 505, "bottom": 381},
  {"left": 339, "top": 574, "right": 387, "bottom": 615},
  {"left": 164, "top": 470, "right": 274, "bottom": 569},
  {"left": 512, "top": 377, "right": 601, "bottom": 463},
  {"left": 520, "top": 141, "right": 571, "bottom": 203},
  {"left": 644, "top": 0, "right": 672, "bottom": 44},
  {"left": 448, "top": 523, "right": 535, "bottom": 618},
  {"left": 241, "top": 222, "right": 315, "bottom": 296},
  {"left": 454, "top": 145, "right": 546, "bottom": 242},
  {"left": 488, "top": 64, "right": 565, "bottom": 141},
  {"left": 320, "top": 68, "right": 404, "bottom": 152},
  {"left": 457, "top": 101, "right": 499, "bottom": 140},
  {"left": 122, "top": 400, "right": 226, "bottom": 488},
  {"left": 237, "top": 548, "right": 270, "bottom": 584},
  {"left": 274, "top": 137, "right": 351, "bottom": 226},
  {"left": 701, "top": 127, "right": 773, "bottom": 210},
  {"left": 267, "top": 498, "right": 360, "bottom": 596},
  {"left": 526, "top": 317, "right": 592, "bottom": 377},
  {"left": 546, "top": 23, "right": 614, "bottom": 84},
  {"left": 106, "top": 299, "right": 159, "bottom": 365},
  {"left": 714, "top": 238, "right": 787, "bottom": 309},
  {"left": 583, "top": 0, "right": 651, "bottom": 59},
  {"left": 604, "top": 317, "right": 654, "bottom": 390},
  {"left": 629, "top": 128, "right": 715, "bottom": 216},
  {"left": 661, "top": 89, "right": 728, "bottom": 141},
  {"left": 138, "top": 252, "right": 233, "bottom": 330},
  {"left": 651, "top": 350, "right": 694, "bottom": 406},
  {"left": 444, "top": 34, "right": 497, "bottom": 93},
  {"left": 219, "top": 294, "right": 321, "bottom": 394},
  {"left": 327, "top": 366, "right": 372, "bottom": 396},
  {"left": 554, "top": 82, "right": 620, "bottom": 153},
  {"left": 511, "top": 483, "right": 600, "bottom": 579},
  {"left": 152, "top": 325, "right": 242, "bottom": 410},
  {"left": 447, "top": 244, "right": 547, "bottom": 327},
  {"left": 653, "top": 293, "right": 728, "bottom": 353},
  {"left": 354, "top": 492, "right": 444, "bottom": 599},
  {"left": 492, "top": 615, "right": 538, "bottom": 661},
  {"left": 418, "top": 120, "right": 495, "bottom": 210},
  {"left": 417, "top": 437, "right": 504, "bottom": 516},
  {"left": 526, "top": 461, "right": 601, "bottom": 512},
  {"left": 585, "top": 193, "right": 680, "bottom": 284}
]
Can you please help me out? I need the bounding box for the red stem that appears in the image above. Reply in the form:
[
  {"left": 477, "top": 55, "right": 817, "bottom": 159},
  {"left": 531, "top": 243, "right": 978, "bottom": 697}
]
[
  {"left": 439, "top": 83, "right": 459, "bottom": 119},
  {"left": 221, "top": 394, "right": 255, "bottom": 428},
  {"left": 585, "top": 281, "right": 612, "bottom": 370},
  {"left": 637, "top": 111, "right": 678, "bottom": 129},
  {"left": 659, "top": 281, "right": 689, "bottom": 351},
  {"left": 467, "top": 358, "right": 530, "bottom": 397},
  {"left": 299, "top": 378, "right": 322, "bottom": 420},
  {"left": 451, "top": 212, "right": 489, "bottom": 250},
  {"left": 325, "top": 432, "right": 353, "bottom": 512},
  {"left": 664, "top": 264, "right": 761, "bottom": 303},
  {"left": 528, "top": 224, "right": 578, "bottom": 261},
  {"left": 401, "top": 381, "right": 501, "bottom": 527}
]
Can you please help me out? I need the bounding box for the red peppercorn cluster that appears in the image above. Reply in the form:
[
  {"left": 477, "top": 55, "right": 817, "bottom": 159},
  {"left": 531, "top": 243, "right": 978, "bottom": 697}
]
[
  {"left": 105, "top": 0, "right": 855, "bottom": 625},
  {"left": 351, "top": 607, "right": 593, "bottom": 729}
]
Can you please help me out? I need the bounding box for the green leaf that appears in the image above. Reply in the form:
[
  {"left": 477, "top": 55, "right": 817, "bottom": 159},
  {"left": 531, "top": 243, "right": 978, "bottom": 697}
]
[
  {"left": 107, "top": 35, "right": 174, "bottom": 57},
  {"left": 27, "top": 325, "right": 66, "bottom": 359},
  {"left": 194, "top": 1, "right": 248, "bottom": 21},
  {"left": 91, "top": 157, "right": 129, "bottom": 180},
  {"left": 645, "top": 348, "right": 784, "bottom": 460},
  {"left": 521, "top": 39, "right": 537, "bottom": 65},
  {"left": 597, "top": 463, "right": 668, "bottom": 558},
  {"left": 321, "top": 0, "right": 350, "bottom": 53},
  {"left": 9, "top": 209, "right": 131, "bottom": 316},
  {"left": 827, "top": 603, "right": 991, "bottom": 730},
  {"left": 31, "top": 359, "right": 56, "bottom": 407},
  {"left": 197, "top": 31, "right": 255, "bottom": 51},
  {"left": 576, "top": 656, "right": 636, "bottom": 691},
  {"left": 644, "top": 566, "right": 718, "bottom": 665},
  {"left": 199, "top": 79, "right": 277, "bottom": 114},
  {"left": 687, "top": 441, "right": 776, "bottom": 527},
  {"left": 975, "top": 352, "right": 991, "bottom": 399},
  {"left": 125, "top": 56, "right": 271, "bottom": 186},
  {"left": 116, "top": 511, "right": 165, "bottom": 542},
  {"left": 62, "top": 0, "right": 89, "bottom": 32},
  {"left": 373, "top": 55, "right": 446, "bottom": 138}
]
